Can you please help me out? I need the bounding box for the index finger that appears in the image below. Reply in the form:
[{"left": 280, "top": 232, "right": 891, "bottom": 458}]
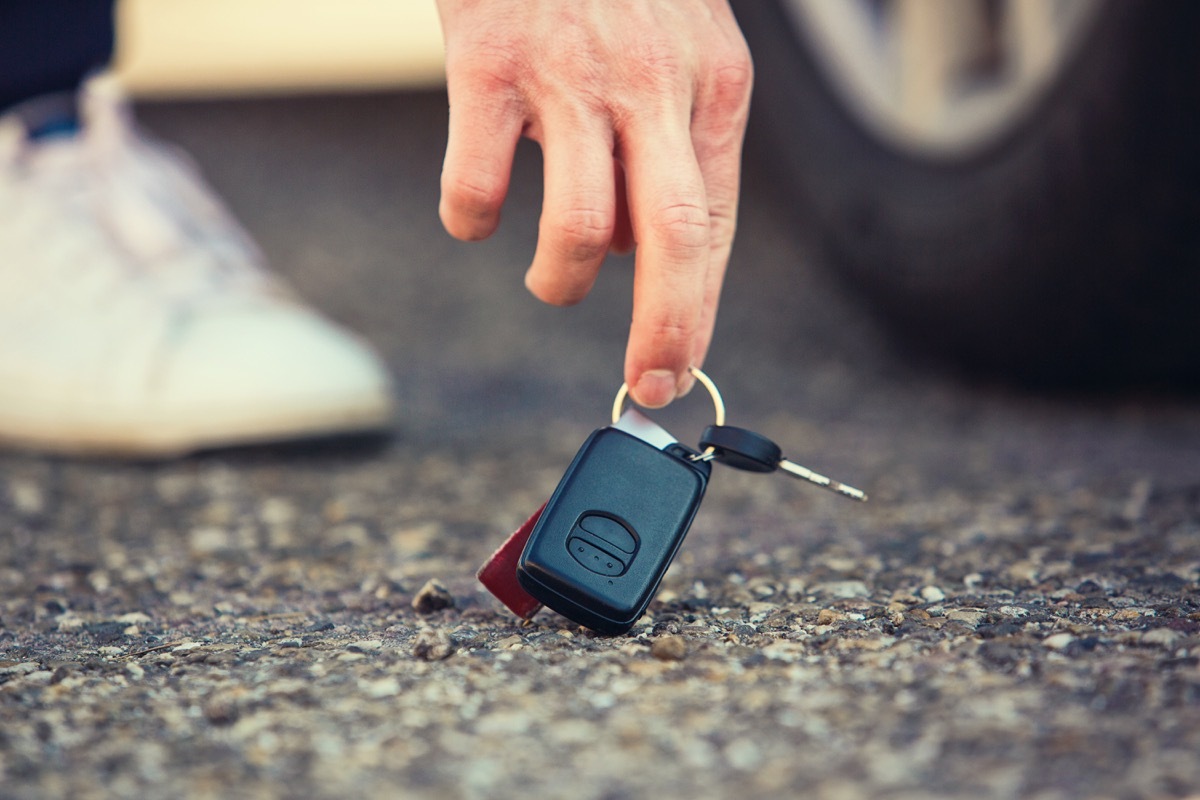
[{"left": 620, "top": 119, "right": 711, "bottom": 409}]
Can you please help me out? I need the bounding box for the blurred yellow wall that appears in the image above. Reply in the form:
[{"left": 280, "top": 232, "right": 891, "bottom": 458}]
[{"left": 114, "top": 0, "right": 446, "bottom": 97}]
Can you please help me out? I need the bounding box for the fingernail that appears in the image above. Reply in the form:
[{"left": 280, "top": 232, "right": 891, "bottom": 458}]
[{"left": 632, "top": 369, "right": 678, "bottom": 409}]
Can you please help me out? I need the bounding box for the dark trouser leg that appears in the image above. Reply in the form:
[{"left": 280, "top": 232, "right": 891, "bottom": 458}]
[{"left": 0, "top": 0, "right": 116, "bottom": 112}]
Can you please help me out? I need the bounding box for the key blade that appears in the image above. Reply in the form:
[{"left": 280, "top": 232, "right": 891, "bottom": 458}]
[
  {"left": 612, "top": 409, "right": 678, "bottom": 451},
  {"left": 778, "top": 459, "right": 868, "bottom": 502}
]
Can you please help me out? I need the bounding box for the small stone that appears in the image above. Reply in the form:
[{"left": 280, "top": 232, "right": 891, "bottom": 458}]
[
  {"left": 919, "top": 586, "right": 946, "bottom": 603},
  {"left": 125, "top": 662, "right": 145, "bottom": 680},
  {"left": 412, "top": 579, "right": 455, "bottom": 614},
  {"left": 1112, "top": 608, "right": 1150, "bottom": 622},
  {"left": 346, "top": 640, "right": 383, "bottom": 653},
  {"left": 413, "top": 629, "right": 455, "bottom": 661},
  {"left": 1044, "top": 633, "right": 1075, "bottom": 651},
  {"left": 816, "top": 609, "right": 842, "bottom": 626},
  {"left": 947, "top": 610, "right": 985, "bottom": 627},
  {"left": 651, "top": 635, "right": 688, "bottom": 661}
]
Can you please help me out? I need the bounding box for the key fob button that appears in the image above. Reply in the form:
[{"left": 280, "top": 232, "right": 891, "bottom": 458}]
[
  {"left": 577, "top": 513, "right": 638, "bottom": 554},
  {"left": 567, "top": 537, "right": 626, "bottom": 576}
]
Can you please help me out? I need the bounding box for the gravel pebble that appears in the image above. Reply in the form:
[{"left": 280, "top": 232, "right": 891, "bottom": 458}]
[
  {"left": 650, "top": 635, "right": 688, "bottom": 661},
  {"left": 412, "top": 579, "right": 455, "bottom": 614},
  {"left": 412, "top": 629, "right": 455, "bottom": 661},
  {"left": 920, "top": 586, "right": 947, "bottom": 603},
  {"left": 1044, "top": 633, "right": 1076, "bottom": 651},
  {"left": 816, "top": 609, "right": 842, "bottom": 626}
]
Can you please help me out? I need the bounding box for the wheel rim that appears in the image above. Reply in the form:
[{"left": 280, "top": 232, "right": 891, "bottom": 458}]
[{"left": 780, "top": 0, "right": 1103, "bottom": 157}]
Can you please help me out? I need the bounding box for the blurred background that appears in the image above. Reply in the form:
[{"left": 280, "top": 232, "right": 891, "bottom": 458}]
[{"left": 115, "top": 0, "right": 446, "bottom": 96}]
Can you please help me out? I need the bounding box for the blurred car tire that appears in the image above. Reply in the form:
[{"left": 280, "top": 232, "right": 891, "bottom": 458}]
[{"left": 735, "top": 0, "right": 1200, "bottom": 385}]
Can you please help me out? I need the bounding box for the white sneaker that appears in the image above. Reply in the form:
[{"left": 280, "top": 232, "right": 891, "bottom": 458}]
[{"left": 0, "top": 77, "right": 395, "bottom": 456}]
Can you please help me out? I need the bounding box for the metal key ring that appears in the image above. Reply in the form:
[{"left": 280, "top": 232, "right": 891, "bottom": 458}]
[{"left": 611, "top": 366, "right": 726, "bottom": 428}]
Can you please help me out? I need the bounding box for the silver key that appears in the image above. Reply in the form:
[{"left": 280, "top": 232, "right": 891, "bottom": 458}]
[{"left": 697, "top": 424, "right": 868, "bottom": 502}]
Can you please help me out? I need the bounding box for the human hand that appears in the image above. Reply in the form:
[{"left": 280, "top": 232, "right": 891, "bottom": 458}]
[{"left": 436, "top": 0, "right": 752, "bottom": 407}]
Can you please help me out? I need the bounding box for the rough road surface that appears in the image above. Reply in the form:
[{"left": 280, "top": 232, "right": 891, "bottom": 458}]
[{"left": 2, "top": 91, "right": 1199, "bottom": 800}]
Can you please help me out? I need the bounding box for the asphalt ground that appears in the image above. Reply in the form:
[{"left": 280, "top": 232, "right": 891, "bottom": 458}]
[{"left": 1, "top": 89, "right": 1199, "bottom": 799}]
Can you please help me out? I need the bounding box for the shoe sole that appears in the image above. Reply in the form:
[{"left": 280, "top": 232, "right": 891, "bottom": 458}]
[{"left": 0, "top": 390, "right": 394, "bottom": 458}]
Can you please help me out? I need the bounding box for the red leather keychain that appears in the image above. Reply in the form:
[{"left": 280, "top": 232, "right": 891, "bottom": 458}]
[{"left": 477, "top": 503, "right": 546, "bottom": 620}]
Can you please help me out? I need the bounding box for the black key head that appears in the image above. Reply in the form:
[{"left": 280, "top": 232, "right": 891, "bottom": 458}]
[{"left": 698, "top": 425, "right": 781, "bottom": 473}]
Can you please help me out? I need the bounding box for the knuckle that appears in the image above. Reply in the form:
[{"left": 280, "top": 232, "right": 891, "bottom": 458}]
[
  {"left": 704, "top": 48, "right": 754, "bottom": 121},
  {"left": 551, "top": 206, "right": 614, "bottom": 263},
  {"left": 713, "top": 59, "right": 754, "bottom": 107},
  {"left": 649, "top": 201, "right": 710, "bottom": 254}
]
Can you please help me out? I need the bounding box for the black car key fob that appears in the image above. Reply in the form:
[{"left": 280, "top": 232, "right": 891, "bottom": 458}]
[{"left": 517, "top": 409, "right": 710, "bottom": 635}]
